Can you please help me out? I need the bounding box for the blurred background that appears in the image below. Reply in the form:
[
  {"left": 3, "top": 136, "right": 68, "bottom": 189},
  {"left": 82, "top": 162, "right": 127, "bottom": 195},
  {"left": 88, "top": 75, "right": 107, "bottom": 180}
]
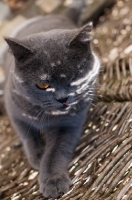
[
  {"left": 0, "top": 1, "right": 132, "bottom": 200},
  {"left": 0, "top": 0, "right": 131, "bottom": 89},
  {"left": 0, "top": 0, "right": 131, "bottom": 66}
]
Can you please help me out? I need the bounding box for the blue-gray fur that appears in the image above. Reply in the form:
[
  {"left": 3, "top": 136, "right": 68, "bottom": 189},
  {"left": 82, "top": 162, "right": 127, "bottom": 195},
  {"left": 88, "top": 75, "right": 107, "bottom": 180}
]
[{"left": 3, "top": 0, "right": 100, "bottom": 198}]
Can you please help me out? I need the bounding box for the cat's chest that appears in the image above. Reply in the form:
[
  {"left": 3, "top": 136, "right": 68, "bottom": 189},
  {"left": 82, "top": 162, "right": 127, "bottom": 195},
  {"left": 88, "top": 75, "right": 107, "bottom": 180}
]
[{"left": 20, "top": 107, "right": 79, "bottom": 128}]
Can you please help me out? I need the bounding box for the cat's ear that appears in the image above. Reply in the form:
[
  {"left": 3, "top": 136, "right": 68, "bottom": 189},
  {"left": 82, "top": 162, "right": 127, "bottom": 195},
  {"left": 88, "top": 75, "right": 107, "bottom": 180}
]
[
  {"left": 4, "top": 37, "right": 34, "bottom": 61},
  {"left": 70, "top": 22, "right": 93, "bottom": 51}
]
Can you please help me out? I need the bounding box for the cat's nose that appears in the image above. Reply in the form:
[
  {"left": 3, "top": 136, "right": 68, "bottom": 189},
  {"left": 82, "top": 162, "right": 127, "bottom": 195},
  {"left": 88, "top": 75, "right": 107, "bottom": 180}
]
[
  {"left": 55, "top": 90, "right": 68, "bottom": 104},
  {"left": 56, "top": 97, "right": 68, "bottom": 104}
]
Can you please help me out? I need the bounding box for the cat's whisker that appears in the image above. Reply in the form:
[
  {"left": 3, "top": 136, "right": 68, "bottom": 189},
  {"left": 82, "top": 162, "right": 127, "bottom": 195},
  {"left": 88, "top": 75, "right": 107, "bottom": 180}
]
[
  {"left": 10, "top": 100, "right": 35, "bottom": 119},
  {"left": 86, "top": 98, "right": 97, "bottom": 107},
  {"left": 25, "top": 107, "right": 42, "bottom": 139},
  {"left": 41, "top": 107, "right": 52, "bottom": 128}
]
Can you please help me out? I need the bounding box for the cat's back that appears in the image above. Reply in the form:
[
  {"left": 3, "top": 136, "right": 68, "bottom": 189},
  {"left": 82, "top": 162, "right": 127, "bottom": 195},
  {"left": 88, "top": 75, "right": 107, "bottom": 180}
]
[{"left": 11, "top": 15, "right": 76, "bottom": 39}]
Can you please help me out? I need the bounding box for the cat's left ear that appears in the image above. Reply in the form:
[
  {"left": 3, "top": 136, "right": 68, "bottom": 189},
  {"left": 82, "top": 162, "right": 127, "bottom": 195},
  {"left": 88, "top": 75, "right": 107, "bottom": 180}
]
[
  {"left": 4, "top": 37, "right": 34, "bottom": 61},
  {"left": 70, "top": 22, "right": 93, "bottom": 50}
]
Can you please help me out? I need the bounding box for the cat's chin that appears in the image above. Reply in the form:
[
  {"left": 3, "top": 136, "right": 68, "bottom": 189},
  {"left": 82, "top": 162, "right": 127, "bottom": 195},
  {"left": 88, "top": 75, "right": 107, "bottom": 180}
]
[
  {"left": 51, "top": 105, "right": 70, "bottom": 115},
  {"left": 59, "top": 104, "right": 68, "bottom": 110},
  {"left": 51, "top": 110, "right": 68, "bottom": 115},
  {"left": 55, "top": 106, "right": 69, "bottom": 113},
  {"left": 45, "top": 106, "right": 70, "bottom": 115}
]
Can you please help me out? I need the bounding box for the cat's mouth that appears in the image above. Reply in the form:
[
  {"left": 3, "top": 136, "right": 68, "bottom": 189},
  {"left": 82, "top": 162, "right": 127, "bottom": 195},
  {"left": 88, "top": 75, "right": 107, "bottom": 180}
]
[
  {"left": 62, "top": 102, "right": 68, "bottom": 108},
  {"left": 58, "top": 103, "right": 69, "bottom": 111}
]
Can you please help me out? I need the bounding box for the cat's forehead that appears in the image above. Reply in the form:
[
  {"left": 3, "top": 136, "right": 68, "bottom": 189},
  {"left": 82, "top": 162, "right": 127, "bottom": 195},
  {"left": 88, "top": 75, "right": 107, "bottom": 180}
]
[
  {"left": 38, "top": 60, "right": 76, "bottom": 83},
  {"left": 27, "top": 29, "right": 73, "bottom": 48},
  {"left": 25, "top": 31, "right": 79, "bottom": 79},
  {"left": 39, "top": 71, "right": 68, "bottom": 81},
  {"left": 26, "top": 31, "right": 71, "bottom": 61}
]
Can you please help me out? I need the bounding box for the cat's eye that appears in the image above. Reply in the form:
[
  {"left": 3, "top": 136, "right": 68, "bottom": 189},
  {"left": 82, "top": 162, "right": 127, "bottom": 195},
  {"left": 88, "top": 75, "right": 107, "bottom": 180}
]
[{"left": 36, "top": 83, "right": 50, "bottom": 89}]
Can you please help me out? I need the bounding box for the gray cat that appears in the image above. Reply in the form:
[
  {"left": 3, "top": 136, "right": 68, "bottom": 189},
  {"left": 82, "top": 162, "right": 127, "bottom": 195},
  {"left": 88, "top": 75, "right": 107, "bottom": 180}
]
[{"left": 3, "top": 0, "right": 100, "bottom": 198}]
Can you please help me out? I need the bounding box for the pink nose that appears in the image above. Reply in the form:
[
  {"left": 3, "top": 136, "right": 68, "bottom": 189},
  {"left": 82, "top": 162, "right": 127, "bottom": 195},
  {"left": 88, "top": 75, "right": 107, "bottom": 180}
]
[
  {"left": 56, "top": 97, "right": 68, "bottom": 104},
  {"left": 62, "top": 102, "right": 68, "bottom": 107}
]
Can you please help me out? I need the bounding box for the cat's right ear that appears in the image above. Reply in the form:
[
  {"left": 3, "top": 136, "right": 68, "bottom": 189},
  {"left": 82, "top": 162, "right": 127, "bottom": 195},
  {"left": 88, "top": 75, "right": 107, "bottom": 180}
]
[
  {"left": 69, "top": 22, "right": 93, "bottom": 51},
  {"left": 4, "top": 37, "right": 34, "bottom": 61}
]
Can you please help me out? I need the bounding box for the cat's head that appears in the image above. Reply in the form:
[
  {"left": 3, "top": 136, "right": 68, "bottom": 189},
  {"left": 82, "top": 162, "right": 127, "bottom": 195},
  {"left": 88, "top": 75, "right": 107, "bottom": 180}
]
[{"left": 5, "top": 23, "right": 100, "bottom": 114}]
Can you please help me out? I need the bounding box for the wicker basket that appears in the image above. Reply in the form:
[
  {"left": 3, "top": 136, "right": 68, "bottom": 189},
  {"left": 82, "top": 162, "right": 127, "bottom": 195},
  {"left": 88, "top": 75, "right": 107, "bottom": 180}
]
[{"left": 0, "top": 0, "right": 132, "bottom": 199}]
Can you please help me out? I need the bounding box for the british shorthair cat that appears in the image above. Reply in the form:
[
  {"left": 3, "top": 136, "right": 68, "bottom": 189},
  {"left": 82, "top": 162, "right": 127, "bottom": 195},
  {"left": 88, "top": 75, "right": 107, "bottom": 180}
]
[{"left": 3, "top": 0, "right": 100, "bottom": 198}]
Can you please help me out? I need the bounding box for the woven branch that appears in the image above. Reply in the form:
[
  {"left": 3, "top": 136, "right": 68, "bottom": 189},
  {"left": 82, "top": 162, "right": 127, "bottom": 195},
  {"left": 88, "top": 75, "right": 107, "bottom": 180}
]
[{"left": 0, "top": 0, "right": 132, "bottom": 199}]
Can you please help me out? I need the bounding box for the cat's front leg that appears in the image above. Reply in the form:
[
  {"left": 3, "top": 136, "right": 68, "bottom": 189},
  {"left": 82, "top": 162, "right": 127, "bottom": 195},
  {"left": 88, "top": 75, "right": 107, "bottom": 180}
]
[
  {"left": 13, "top": 119, "right": 45, "bottom": 170},
  {"left": 39, "top": 127, "right": 81, "bottom": 198}
]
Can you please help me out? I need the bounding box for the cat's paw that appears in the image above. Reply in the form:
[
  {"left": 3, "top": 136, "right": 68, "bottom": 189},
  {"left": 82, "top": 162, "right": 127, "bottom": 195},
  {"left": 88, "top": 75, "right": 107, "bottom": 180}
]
[{"left": 39, "top": 173, "right": 72, "bottom": 198}]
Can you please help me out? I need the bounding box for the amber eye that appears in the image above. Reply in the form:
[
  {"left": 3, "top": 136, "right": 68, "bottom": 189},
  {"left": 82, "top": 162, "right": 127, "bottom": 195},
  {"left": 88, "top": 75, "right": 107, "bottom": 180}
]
[{"left": 36, "top": 83, "right": 50, "bottom": 89}]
